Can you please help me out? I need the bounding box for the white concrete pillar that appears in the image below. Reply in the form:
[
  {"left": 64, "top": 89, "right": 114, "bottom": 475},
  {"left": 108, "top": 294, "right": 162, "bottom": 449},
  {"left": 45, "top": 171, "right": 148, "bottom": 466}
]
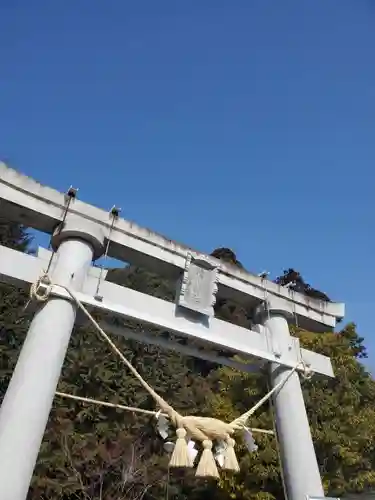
[
  {"left": 257, "top": 304, "right": 324, "bottom": 500},
  {"left": 0, "top": 216, "right": 104, "bottom": 500}
]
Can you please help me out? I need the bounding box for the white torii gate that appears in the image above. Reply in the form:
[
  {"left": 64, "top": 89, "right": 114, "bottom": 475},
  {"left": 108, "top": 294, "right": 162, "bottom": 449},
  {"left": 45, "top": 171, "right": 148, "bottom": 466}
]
[{"left": 0, "top": 163, "right": 344, "bottom": 500}]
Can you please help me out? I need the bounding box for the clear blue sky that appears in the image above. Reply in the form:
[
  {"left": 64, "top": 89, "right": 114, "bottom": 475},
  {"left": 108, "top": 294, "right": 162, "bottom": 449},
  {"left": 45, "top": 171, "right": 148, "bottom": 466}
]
[{"left": 1, "top": 1, "right": 374, "bottom": 369}]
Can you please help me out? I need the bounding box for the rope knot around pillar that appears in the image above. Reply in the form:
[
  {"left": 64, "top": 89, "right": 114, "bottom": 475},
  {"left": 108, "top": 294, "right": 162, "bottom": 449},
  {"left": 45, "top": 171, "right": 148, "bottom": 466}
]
[
  {"left": 29, "top": 273, "right": 52, "bottom": 302},
  {"left": 300, "top": 361, "right": 313, "bottom": 380}
]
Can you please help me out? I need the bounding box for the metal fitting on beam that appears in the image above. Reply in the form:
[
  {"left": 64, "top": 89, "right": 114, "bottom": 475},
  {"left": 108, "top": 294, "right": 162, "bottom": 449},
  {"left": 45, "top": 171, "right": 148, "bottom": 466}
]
[
  {"left": 66, "top": 186, "right": 78, "bottom": 199},
  {"left": 110, "top": 205, "right": 121, "bottom": 218},
  {"left": 258, "top": 271, "right": 270, "bottom": 279}
]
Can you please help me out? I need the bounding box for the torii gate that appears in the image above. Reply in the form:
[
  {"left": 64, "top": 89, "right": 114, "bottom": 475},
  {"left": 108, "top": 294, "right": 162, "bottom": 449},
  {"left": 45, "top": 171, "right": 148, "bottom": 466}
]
[{"left": 0, "top": 163, "right": 344, "bottom": 500}]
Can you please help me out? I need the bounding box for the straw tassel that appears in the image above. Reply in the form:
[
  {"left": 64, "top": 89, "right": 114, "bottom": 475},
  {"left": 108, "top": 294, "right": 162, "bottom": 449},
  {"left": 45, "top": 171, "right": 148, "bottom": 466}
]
[
  {"left": 223, "top": 437, "right": 240, "bottom": 472},
  {"left": 169, "top": 428, "right": 193, "bottom": 468},
  {"left": 196, "top": 440, "right": 220, "bottom": 479}
]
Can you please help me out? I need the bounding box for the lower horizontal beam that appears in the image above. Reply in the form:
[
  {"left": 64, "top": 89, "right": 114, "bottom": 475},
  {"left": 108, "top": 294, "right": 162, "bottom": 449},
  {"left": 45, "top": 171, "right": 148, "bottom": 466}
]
[
  {"left": 0, "top": 244, "right": 334, "bottom": 377},
  {"left": 98, "top": 322, "right": 263, "bottom": 374},
  {"left": 50, "top": 284, "right": 334, "bottom": 377}
]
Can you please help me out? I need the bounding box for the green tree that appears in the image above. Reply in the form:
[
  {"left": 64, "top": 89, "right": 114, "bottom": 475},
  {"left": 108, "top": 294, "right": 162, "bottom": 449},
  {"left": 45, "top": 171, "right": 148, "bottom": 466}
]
[
  {"left": 205, "top": 326, "right": 375, "bottom": 500},
  {"left": 0, "top": 219, "right": 33, "bottom": 401},
  {"left": 30, "top": 265, "right": 213, "bottom": 500},
  {"left": 274, "top": 268, "right": 331, "bottom": 302},
  {"left": 1, "top": 232, "right": 375, "bottom": 500}
]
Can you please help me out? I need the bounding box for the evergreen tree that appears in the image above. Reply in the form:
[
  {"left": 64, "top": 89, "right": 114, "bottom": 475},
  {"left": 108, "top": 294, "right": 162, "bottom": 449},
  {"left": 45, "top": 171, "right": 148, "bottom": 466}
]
[
  {"left": 274, "top": 268, "right": 331, "bottom": 302},
  {"left": 0, "top": 217, "right": 32, "bottom": 252},
  {"left": 1, "top": 229, "right": 374, "bottom": 500},
  {"left": 0, "top": 219, "right": 33, "bottom": 401},
  {"left": 205, "top": 326, "right": 375, "bottom": 500},
  {"left": 30, "top": 265, "right": 212, "bottom": 500}
]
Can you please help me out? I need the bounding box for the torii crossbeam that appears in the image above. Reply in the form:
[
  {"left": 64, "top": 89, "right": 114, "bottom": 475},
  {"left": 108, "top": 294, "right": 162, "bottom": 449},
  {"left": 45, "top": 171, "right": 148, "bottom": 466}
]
[{"left": 0, "top": 163, "right": 344, "bottom": 500}]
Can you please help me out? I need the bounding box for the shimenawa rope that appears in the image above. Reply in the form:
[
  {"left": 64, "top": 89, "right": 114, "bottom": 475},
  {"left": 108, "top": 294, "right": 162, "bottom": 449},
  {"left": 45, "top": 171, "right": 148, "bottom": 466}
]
[
  {"left": 30, "top": 273, "right": 312, "bottom": 479},
  {"left": 54, "top": 391, "right": 274, "bottom": 435}
]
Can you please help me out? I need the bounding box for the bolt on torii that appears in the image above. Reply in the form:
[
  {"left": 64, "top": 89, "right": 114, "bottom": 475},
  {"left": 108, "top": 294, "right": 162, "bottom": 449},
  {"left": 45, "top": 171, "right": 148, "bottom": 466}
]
[{"left": 0, "top": 163, "right": 344, "bottom": 500}]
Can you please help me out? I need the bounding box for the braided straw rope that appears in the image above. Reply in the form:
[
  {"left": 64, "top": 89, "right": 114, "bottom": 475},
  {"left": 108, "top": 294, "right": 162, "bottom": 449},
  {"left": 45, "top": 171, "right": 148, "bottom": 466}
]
[{"left": 30, "top": 274, "right": 310, "bottom": 479}]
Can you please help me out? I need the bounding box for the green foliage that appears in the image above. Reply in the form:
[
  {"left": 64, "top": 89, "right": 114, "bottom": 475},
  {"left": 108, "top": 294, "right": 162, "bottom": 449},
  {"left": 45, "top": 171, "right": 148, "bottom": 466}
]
[
  {"left": 204, "top": 367, "right": 280, "bottom": 500},
  {"left": 206, "top": 328, "right": 375, "bottom": 500},
  {"left": 0, "top": 221, "right": 33, "bottom": 401},
  {"left": 0, "top": 217, "right": 32, "bottom": 252},
  {"left": 210, "top": 248, "right": 244, "bottom": 270},
  {"left": 299, "top": 328, "right": 375, "bottom": 495},
  {"left": 0, "top": 230, "right": 374, "bottom": 500},
  {"left": 29, "top": 269, "right": 213, "bottom": 499},
  {"left": 274, "top": 268, "right": 331, "bottom": 302}
]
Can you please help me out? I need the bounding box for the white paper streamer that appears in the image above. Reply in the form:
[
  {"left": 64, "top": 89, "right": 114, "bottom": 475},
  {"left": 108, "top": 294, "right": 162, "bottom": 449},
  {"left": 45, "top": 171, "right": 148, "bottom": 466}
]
[
  {"left": 156, "top": 414, "right": 170, "bottom": 440},
  {"left": 214, "top": 440, "right": 227, "bottom": 467},
  {"left": 243, "top": 427, "right": 258, "bottom": 452},
  {"left": 187, "top": 440, "right": 198, "bottom": 462}
]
